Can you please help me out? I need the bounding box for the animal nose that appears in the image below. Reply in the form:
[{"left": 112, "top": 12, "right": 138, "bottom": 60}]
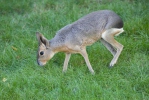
[
  {"left": 37, "top": 60, "right": 43, "bottom": 66},
  {"left": 37, "top": 60, "right": 40, "bottom": 65},
  {"left": 37, "top": 60, "right": 46, "bottom": 66}
]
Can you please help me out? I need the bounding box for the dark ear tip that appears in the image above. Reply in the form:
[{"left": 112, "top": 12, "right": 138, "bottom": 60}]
[
  {"left": 36, "top": 32, "right": 40, "bottom": 35},
  {"left": 36, "top": 32, "right": 42, "bottom": 37}
]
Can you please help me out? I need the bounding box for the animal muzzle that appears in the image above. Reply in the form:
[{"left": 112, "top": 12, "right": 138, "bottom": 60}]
[{"left": 37, "top": 60, "right": 47, "bottom": 66}]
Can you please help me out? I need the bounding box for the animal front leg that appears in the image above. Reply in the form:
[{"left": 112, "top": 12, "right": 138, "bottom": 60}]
[
  {"left": 80, "top": 49, "right": 95, "bottom": 74},
  {"left": 63, "top": 53, "right": 71, "bottom": 72}
]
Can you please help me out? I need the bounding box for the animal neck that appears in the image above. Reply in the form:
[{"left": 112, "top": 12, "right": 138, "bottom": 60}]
[{"left": 49, "top": 38, "right": 67, "bottom": 53}]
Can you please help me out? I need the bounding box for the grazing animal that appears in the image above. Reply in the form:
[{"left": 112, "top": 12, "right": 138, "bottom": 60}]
[{"left": 36, "top": 10, "right": 124, "bottom": 74}]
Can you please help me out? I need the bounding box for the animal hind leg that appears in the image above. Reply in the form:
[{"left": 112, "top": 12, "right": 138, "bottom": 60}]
[
  {"left": 100, "top": 38, "right": 116, "bottom": 56},
  {"left": 101, "top": 28, "right": 124, "bottom": 67}
]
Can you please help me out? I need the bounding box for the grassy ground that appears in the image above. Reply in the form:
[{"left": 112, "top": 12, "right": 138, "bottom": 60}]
[{"left": 0, "top": 0, "right": 149, "bottom": 100}]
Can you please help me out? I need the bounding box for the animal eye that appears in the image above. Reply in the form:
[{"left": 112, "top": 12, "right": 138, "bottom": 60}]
[{"left": 40, "top": 51, "right": 44, "bottom": 55}]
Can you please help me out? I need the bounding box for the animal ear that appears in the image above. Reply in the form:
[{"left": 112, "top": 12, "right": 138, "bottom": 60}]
[{"left": 36, "top": 32, "right": 50, "bottom": 47}]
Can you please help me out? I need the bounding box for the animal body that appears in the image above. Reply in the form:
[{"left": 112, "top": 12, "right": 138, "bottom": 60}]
[{"left": 36, "top": 10, "right": 124, "bottom": 74}]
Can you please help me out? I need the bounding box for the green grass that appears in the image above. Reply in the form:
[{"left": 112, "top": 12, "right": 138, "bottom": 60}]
[{"left": 0, "top": 0, "right": 149, "bottom": 100}]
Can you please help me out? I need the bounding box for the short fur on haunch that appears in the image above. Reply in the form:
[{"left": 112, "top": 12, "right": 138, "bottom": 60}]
[{"left": 36, "top": 10, "right": 124, "bottom": 74}]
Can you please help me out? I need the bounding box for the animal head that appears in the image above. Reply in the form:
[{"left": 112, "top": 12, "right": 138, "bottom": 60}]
[{"left": 36, "top": 32, "right": 54, "bottom": 66}]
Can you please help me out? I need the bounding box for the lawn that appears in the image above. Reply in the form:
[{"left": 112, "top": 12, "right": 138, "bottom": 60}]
[{"left": 0, "top": 0, "right": 149, "bottom": 100}]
